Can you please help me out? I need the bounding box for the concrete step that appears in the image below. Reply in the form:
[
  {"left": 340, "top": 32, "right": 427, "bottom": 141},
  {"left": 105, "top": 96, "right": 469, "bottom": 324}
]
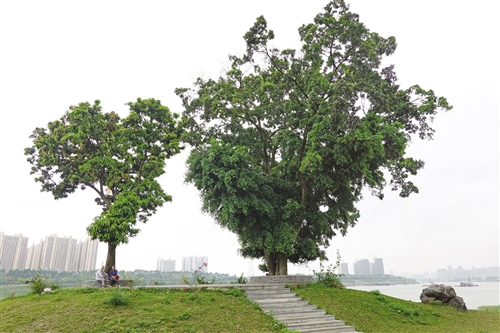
[
  {"left": 258, "top": 300, "right": 310, "bottom": 309},
  {"left": 254, "top": 296, "right": 303, "bottom": 304},
  {"left": 276, "top": 313, "right": 336, "bottom": 323},
  {"left": 246, "top": 292, "right": 297, "bottom": 299},
  {"left": 262, "top": 305, "right": 321, "bottom": 315},
  {"left": 287, "top": 319, "right": 346, "bottom": 331},
  {"left": 242, "top": 284, "right": 361, "bottom": 332}
]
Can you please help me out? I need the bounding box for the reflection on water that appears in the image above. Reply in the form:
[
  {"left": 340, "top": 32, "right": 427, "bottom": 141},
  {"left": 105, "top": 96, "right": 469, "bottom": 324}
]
[{"left": 348, "top": 282, "right": 500, "bottom": 309}]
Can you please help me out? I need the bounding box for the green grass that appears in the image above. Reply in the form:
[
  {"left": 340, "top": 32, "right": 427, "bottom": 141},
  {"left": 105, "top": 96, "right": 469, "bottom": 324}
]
[
  {"left": 293, "top": 284, "right": 500, "bottom": 333},
  {"left": 1, "top": 285, "right": 499, "bottom": 333},
  {"left": 478, "top": 305, "right": 500, "bottom": 313},
  {"left": 0, "top": 287, "right": 295, "bottom": 333}
]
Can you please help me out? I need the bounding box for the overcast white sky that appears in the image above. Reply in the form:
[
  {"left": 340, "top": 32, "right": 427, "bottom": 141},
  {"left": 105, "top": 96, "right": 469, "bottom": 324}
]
[{"left": 0, "top": 0, "right": 498, "bottom": 278}]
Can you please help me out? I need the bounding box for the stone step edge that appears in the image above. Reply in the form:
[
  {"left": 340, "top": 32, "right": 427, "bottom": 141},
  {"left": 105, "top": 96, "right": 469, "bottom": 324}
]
[
  {"left": 286, "top": 319, "right": 346, "bottom": 328},
  {"left": 277, "top": 314, "right": 337, "bottom": 323}
]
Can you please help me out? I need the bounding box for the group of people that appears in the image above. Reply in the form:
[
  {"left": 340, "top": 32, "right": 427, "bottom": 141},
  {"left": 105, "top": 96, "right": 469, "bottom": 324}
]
[{"left": 95, "top": 265, "right": 119, "bottom": 287}]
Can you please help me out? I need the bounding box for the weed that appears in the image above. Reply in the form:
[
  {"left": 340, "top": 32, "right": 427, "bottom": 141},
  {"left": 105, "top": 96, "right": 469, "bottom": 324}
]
[
  {"left": 389, "top": 303, "right": 420, "bottom": 318},
  {"left": 177, "top": 311, "right": 191, "bottom": 320},
  {"left": 231, "top": 273, "right": 248, "bottom": 284},
  {"left": 222, "top": 287, "right": 245, "bottom": 298},
  {"left": 312, "top": 249, "right": 344, "bottom": 288},
  {"left": 377, "top": 295, "right": 388, "bottom": 303},
  {"left": 270, "top": 318, "right": 287, "bottom": 330},
  {"left": 252, "top": 301, "right": 262, "bottom": 311},
  {"left": 369, "top": 289, "right": 381, "bottom": 295},
  {"left": 105, "top": 288, "right": 129, "bottom": 307}
]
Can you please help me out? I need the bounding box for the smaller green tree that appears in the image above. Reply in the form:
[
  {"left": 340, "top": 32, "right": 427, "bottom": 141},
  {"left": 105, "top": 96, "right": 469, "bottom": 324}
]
[{"left": 25, "top": 98, "right": 183, "bottom": 272}]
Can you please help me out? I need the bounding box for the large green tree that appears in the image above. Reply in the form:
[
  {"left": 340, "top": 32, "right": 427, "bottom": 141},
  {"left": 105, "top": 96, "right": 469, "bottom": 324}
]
[
  {"left": 176, "top": 0, "right": 452, "bottom": 275},
  {"left": 25, "top": 98, "right": 183, "bottom": 272}
]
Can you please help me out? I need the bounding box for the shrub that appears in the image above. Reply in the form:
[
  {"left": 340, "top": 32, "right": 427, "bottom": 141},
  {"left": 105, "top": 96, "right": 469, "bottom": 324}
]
[
  {"left": 231, "top": 273, "right": 248, "bottom": 284},
  {"left": 312, "top": 250, "right": 344, "bottom": 288},
  {"left": 19, "top": 270, "right": 49, "bottom": 295},
  {"left": 105, "top": 288, "right": 129, "bottom": 307}
]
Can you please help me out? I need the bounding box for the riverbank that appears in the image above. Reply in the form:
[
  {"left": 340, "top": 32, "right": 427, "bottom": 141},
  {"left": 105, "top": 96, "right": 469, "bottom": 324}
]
[
  {"left": 348, "top": 281, "right": 500, "bottom": 309},
  {"left": 2, "top": 285, "right": 498, "bottom": 332}
]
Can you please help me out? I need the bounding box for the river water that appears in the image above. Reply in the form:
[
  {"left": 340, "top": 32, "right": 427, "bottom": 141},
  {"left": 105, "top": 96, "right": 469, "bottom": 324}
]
[{"left": 348, "top": 282, "right": 499, "bottom": 310}]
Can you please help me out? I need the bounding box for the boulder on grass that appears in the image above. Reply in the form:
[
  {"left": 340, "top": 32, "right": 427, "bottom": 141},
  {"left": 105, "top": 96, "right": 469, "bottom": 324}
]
[{"left": 420, "top": 284, "right": 467, "bottom": 311}]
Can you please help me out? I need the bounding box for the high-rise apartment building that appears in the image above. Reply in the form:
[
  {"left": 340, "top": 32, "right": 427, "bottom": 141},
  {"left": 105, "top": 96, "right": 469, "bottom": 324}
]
[
  {"left": 157, "top": 258, "right": 176, "bottom": 272},
  {"left": 0, "top": 232, "right": 29, "bottom": 272},
  {"left": 371, "top": 258, "right": 385, "bottom": 275},
  {"left": 353, "top": 258, "right": 385, "bottom": 275},
  {"left": 1, "top": 232, "right": 99, "bottom": 272},
  {"left": 182, "top": 256, "right": 208, "bottom": 272},
  {"left": 353, "top": 259, "right": 371, "bottom": 275},
  {"left": 339, "top": 262, "right": 349, "bottom": 275},
  {"left": 80, "top": 237, "right": 99, "bottom": 271}
]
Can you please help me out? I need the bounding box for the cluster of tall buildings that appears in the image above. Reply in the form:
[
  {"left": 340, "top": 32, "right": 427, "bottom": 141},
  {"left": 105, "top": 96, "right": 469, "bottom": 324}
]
[
  {"left": 157, "top": 256, "right": 208, "bottom": 272},
  {"left": 338, "top": 258, "right": 385, "bottom": 276},
  {"left": 435, "top": 265, "right": 499, "bottom": 279},
  {"left": 0, "top": 232, "right": 98, "bottom": 273}
]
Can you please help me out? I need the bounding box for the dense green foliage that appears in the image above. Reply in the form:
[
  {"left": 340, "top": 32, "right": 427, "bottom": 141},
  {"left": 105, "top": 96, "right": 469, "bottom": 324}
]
[
  {"left": 25, "top": 98, "right": 183, "bottom": 271},
  {"left": 176, "top": 0, "right": 452, "bottom": 275}
]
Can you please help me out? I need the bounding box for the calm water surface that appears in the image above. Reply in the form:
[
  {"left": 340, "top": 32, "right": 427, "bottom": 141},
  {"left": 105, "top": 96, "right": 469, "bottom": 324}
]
[{"left": 348, "top": 282, "right": 499, "bottom": 309}]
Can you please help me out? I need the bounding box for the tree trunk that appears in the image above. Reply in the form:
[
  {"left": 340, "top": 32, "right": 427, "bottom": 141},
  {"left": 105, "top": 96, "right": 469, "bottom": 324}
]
[
  {"left": 264, "top": 251, "right": 288, "bottom": 275},
  {"left": 264, "top": 252, "right": 276, "bottom": 276},
  {"left": 276, "top": 254, "right": 288, "bottom": 275},
  {"left": 105, "top": 242, "right": 116, "bottom": 273}
]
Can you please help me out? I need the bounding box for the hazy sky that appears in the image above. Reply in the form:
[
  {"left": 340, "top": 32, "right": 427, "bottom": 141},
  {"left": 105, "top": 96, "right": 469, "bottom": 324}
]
[{"left": 0, "top": 0, "right": 498, "bottom": 278}]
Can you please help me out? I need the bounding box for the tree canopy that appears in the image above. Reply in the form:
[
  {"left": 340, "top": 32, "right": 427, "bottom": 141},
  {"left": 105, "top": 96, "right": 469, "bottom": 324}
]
[
  {"left": 25, "top": 98, "right": 183, "bottom": 272},
  {"left": 176, "top": 0, "right": 452, "bottom": 275}
]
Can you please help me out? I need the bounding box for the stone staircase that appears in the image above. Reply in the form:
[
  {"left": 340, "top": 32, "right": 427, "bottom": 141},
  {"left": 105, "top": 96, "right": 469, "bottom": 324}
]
[{"left": 243, "top": 284, "right": 361, "bottom": 333}]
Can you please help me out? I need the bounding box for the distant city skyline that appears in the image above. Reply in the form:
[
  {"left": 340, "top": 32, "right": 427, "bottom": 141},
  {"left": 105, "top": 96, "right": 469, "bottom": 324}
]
[
  {"left": 2, "top": 230, "right": 499, "bottom": 279},
  {"left": 0, "top": 232, "right": 98, "bottom": 272}
]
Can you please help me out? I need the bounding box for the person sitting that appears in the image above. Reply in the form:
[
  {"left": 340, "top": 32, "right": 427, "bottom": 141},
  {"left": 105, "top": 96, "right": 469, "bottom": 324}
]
[
  {"left": 95, "top": 265, "right": 109, "bottom": 287},
  {"left": 108, "top": 265, "right": 119, "bottom": 286}
]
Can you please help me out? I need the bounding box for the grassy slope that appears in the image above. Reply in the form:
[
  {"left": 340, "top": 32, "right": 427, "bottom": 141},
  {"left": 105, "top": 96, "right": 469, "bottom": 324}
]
[
  {"left": 1, "top": 285, "right": 498, "bottom": 333},
  {"left": 0, "top": 287, "right": 292, "bottom": 333},
  {"left": 293, "top": 285, "right": 500, "bottom": 333}
]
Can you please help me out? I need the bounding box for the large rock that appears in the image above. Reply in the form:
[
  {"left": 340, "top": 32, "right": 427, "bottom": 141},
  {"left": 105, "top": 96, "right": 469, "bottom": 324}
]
[
  {"left": 420, "top": 284, "right": 467, "bottom": 311},
  {"left": 448, "top": 296, "right": 467, "bottom": 311}
]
